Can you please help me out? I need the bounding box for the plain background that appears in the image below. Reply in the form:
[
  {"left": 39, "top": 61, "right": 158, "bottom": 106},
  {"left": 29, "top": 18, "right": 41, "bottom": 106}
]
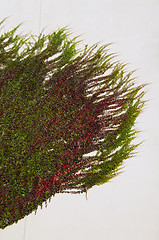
[{"left": 0, "top": 0, "right": 159, "bottom": 239}]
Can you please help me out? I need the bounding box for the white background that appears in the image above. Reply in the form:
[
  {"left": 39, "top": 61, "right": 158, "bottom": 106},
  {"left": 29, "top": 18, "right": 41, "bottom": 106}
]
[{"left": 0, "top": 0, "right": 159, "bottom": 240}]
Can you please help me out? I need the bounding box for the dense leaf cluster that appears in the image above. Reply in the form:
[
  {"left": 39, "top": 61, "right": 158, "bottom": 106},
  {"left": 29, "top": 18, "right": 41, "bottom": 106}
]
[{"left": 0, "top": 18, "right": 146, "bottom": 229}]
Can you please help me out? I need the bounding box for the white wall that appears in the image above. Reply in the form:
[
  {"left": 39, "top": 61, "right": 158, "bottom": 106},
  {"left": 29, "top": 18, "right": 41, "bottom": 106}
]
[{"left": 0, "top": 0, "right": 159, "bottom": 239}]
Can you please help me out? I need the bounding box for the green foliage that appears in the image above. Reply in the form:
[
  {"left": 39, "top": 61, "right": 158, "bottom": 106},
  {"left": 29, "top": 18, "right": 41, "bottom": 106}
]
[{"left": 0, "top": 18, "right": 147, "bottom": 229}]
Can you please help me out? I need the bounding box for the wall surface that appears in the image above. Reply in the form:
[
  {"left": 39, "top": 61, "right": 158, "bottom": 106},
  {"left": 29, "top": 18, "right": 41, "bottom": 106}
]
[{"left": 0, "top": 0, "right": 159, "bottom": 240}]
